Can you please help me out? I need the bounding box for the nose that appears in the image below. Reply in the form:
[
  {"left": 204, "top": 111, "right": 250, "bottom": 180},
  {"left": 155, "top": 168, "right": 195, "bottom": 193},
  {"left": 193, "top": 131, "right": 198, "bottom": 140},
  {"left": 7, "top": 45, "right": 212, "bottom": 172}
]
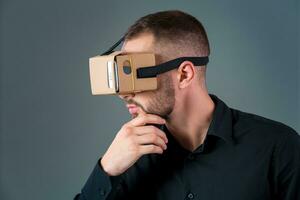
[{"left": 118, "top": 93, "right": 135, "bottom": 101}]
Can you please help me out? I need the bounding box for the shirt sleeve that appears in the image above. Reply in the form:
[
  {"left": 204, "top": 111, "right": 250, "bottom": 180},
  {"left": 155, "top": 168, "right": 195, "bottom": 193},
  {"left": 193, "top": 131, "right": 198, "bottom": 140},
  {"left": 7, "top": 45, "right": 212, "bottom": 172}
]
[
  {"left": 74, "top": 157, "right": 129, "bottom": 200},
  {"left": 273, "top": 128, "right": 300, "bottom": 200}
]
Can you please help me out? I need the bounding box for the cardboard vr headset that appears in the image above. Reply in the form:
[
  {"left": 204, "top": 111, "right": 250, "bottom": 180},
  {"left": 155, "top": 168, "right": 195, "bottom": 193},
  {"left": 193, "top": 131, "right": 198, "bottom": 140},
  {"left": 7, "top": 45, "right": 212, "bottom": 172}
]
[{"left": 89, "top": 37, "right": 209, "bottom": 95}]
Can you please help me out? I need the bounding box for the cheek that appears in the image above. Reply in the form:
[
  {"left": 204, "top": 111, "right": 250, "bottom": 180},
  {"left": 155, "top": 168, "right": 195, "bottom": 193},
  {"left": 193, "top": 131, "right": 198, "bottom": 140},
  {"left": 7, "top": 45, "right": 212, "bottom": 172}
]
[
  {"left": 133, "top": 92, "right": 154, "bottom": 107},
  {"left": 140, "top": 92, "right": 159, "bottom": 109}
]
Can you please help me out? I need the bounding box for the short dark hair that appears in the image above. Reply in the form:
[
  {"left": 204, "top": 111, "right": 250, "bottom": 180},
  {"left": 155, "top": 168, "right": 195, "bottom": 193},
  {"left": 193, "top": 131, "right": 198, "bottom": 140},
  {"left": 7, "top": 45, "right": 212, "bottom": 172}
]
[{"left": 124, "top": 10, "right": 210, "bottom": 60}]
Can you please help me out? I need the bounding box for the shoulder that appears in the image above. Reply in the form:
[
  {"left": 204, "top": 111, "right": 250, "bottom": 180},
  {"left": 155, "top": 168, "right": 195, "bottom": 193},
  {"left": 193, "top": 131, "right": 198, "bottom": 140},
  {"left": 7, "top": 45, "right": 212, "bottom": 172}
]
[{"left": 230, "top": 108, "right": 299, "bottom": 145}]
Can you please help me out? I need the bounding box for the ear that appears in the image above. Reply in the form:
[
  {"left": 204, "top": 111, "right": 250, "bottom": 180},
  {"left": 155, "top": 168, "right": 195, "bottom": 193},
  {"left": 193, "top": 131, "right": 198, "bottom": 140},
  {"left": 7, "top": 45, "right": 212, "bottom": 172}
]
[{"left": 176, "top": 61, "right": 196, "bottom": 89}]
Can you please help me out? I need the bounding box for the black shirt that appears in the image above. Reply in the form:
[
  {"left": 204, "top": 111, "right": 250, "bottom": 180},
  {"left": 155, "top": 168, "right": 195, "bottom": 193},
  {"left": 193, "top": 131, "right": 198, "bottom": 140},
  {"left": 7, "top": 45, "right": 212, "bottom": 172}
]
[{"left": 75, "top": 94, "right": 300, "bottom": 200}]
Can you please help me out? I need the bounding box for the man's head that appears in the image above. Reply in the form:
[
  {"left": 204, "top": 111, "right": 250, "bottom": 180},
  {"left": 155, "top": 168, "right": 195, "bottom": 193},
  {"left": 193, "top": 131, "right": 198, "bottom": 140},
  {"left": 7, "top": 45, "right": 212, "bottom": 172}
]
[{"left": 119, "top": 10, "right": 210, "bottom": 119}]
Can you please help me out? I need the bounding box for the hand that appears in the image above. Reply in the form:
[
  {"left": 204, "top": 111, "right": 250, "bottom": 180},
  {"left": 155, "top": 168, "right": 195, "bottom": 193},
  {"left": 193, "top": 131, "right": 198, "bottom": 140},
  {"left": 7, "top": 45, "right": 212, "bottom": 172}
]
[{"left": 100, "top": 113, "right": 168, "bottom": 176}]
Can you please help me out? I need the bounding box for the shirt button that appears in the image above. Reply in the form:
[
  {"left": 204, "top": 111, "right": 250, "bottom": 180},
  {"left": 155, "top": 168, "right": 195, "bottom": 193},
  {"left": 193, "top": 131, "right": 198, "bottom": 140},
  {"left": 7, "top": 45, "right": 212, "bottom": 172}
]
[
  {"left": 187, "top": 192, "right": 194, "bottom": 199},
  {"left": 99, "top": 188, "right": 106, "bottom": 196}
]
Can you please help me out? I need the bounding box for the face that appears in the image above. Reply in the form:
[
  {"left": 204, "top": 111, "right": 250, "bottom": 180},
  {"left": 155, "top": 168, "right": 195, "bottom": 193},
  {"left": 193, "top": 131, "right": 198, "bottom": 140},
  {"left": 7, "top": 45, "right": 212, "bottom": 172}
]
[{"left": 119, "top": 33, "right": 175, "bottom": 119}]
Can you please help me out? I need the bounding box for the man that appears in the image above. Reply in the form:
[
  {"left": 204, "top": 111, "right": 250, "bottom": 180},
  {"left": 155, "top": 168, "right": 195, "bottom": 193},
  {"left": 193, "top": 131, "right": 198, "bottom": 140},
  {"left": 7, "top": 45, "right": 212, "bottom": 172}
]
[{"left": 75, "top": 10, "right": 300, "bottom": 200}]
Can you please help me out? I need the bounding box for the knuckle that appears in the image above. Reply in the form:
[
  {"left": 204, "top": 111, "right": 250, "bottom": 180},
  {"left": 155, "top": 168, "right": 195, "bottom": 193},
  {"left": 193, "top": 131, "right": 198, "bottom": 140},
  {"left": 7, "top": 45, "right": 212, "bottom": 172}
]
[
  {"left": 160, "top": 132, "right": 167, "bottom": 139},
  {"left": 149, "top": 145, "right": 155, "bottom": 151},
  {"left": 149, "top": 126, "right": 157, "bottom": 133},
  {"left": 141, "top": 117, "right": 147, "bottom": 125},
  {"left": 156, "top": 129, "right": 163, "bottom": 135},
  {"left": 154, "top": 146, "right": 162, "bottom": 153},
  {"left": 122, "top": 126, "right": 132, "bottom": 135},
  {"left": 150, "top": 134, "right": 157, "bottom": 142}
]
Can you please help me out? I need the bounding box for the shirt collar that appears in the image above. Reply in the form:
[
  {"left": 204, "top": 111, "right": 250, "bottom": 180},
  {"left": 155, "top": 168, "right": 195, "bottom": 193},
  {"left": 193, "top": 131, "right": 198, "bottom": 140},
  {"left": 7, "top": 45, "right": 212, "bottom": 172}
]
[
  {"left": 160, "top": 93, "right": 235, "bottom": 156},
  {"left": 207, "top": 94, "right": 235, "bottom": 145}
]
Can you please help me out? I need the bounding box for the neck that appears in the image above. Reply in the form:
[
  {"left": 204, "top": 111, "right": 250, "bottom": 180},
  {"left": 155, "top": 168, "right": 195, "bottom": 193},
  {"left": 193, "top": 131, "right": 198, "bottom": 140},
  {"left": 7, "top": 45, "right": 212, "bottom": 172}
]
[{"left": 165, "top": 89, "right": 215, "bottom": 152}]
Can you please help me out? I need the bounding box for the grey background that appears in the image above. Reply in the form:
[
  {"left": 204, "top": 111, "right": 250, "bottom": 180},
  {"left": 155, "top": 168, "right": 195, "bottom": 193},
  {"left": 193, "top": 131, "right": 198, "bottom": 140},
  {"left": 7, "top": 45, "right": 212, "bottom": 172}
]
[{"left": 0, "top": 0, "right": 299, "bottom": 199}]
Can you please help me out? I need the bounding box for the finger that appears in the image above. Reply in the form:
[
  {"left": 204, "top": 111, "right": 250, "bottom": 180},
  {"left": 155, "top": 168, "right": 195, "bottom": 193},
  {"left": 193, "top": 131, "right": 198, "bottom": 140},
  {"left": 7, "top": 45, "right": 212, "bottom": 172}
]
[
  {"left": 128, "top": 114, "right": 166, "bottom": 127},
  {"left": 138, "top": 144, "right": 164, "bottom": 155},
  {"left": 136, "top": 133, "right": 167, "bottom": 150},
  {"left": 132, "top": 126, "right": 168, "bottom": 143}
]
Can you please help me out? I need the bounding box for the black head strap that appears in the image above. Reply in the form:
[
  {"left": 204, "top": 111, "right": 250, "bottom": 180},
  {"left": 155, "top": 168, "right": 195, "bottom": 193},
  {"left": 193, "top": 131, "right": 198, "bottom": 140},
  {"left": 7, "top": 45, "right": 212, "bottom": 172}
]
[
  {"left": 136, "top": 56, "right": 209, "bottom": 78},
  {"left": 101, "top": 37, "right": 125, "bottom": 56},
  {"left": 101, "top": 37, "right": 209, "bottom": 78}
]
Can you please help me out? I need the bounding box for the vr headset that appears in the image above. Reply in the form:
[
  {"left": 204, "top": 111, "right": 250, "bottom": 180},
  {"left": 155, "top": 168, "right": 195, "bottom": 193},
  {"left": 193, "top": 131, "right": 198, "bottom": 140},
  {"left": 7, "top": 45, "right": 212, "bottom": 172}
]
[{"left": 89, "top": 37, "right": 209, "bottom": 95}]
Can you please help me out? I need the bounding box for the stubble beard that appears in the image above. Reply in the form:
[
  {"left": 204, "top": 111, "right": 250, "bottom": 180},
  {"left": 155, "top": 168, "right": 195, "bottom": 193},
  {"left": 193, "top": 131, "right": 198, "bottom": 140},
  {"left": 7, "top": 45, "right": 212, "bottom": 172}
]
[{"left": 144, "top": 74, "right": 175, "bottom": 120}]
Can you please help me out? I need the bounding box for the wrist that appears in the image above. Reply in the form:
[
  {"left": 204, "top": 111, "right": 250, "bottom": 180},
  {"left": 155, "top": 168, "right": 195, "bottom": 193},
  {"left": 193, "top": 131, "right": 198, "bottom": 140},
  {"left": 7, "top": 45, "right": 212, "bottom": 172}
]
[{"left": 100, "top": 156, "right": 114, "bottom": 176}]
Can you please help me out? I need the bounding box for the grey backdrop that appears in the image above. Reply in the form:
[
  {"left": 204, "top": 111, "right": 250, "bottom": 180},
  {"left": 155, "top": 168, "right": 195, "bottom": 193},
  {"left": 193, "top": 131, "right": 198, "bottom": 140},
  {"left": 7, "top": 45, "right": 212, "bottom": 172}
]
[{"left": 0, "top": 0, "right": 299, "bottom": 199}]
